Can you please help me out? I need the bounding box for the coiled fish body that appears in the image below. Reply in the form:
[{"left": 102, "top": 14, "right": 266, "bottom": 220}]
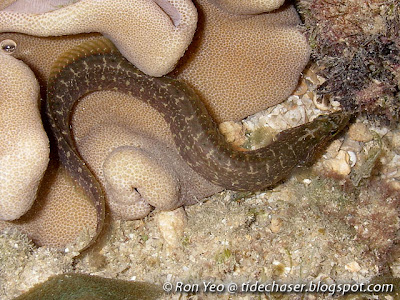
[{"left": 46, "top": 39, "right": 350, "bottom": 247}]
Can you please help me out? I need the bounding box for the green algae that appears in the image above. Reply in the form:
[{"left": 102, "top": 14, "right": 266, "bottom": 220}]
[
  {"left": 242, "top": 126, "right": 275, "bottom": 150},
  {"left": 215, "top": 248, "right": 232, "bottom": 264},
  {"left": 14, "top": 273, "right": 164, "bottom": 300}
]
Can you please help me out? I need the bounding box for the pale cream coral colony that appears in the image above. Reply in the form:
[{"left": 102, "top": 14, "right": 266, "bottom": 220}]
[
  {"left": 0, "top": 52, "right": 49, "bottom": 221},
  {"left": 0, "top": 32, "right": 220, "bottom": 249},
  {"left": 175, "top": 0, "right": 310, "bottom": 122},
  {"left": 0, "top": 0, "right": 201, "bottom": 247},
  {"left": 209, "top": 0, "right": 285, "bottom": 14},
  {"left": 0, "top": 0, "right": 198, "bottom": 76},
  {"left": 0, "top": 0, "right": 348, "bottom": 250}
]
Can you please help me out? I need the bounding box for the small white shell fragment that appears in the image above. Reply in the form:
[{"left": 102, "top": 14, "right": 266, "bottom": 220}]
[
  {"left": 347, "top": 151, "right": 357, "bottom": 167},
  {"left": 157, "top": 207, "right": 187, "bottom": 251},
  {"left": 270, "top": 217, "right": 283, "bottom": 233},
  {"left": 313, "top": 95, "right": 331, "bottom": 111},
  {"left": 316, "top": 75, "right": 326, "bottom": 85},
  {"left": 345, "top": 261, "right": 361, "bottom": 273},
  {"left": 324, "top": 150, "right": 351, "bottom": 176},
  {"left": 293, "top": 79, "right": 308, "bottom": 96},
  {"left": 219, "top": 121, "right": 245, "bottom": 145}
]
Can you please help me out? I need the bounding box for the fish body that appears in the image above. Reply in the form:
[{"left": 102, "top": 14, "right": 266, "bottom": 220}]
[{"left": 46, "top": 38, "right": 351, "bottom": 248}]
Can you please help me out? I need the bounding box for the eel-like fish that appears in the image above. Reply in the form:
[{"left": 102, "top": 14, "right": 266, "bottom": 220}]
[{"left": 46, "top": 38, "right": 351, "bottom": 248}]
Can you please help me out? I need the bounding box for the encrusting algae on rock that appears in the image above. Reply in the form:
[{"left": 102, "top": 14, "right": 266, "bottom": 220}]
[{"left": 297, "top": 0, "right": 400, "bottom": 120}]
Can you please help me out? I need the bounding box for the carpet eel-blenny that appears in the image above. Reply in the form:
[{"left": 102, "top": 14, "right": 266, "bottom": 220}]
[{"left": 46, "top": 38, "right": 351, "bottom": 248}]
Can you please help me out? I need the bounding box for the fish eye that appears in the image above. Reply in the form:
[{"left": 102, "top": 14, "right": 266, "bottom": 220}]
[{"left": 0, "top": 39, "right": 17, "bottom": 54}]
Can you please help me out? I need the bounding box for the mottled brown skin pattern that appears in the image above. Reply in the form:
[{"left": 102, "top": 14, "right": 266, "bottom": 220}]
[{"left": 47, "top": 39, "right": 350, "bottom": 247}]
